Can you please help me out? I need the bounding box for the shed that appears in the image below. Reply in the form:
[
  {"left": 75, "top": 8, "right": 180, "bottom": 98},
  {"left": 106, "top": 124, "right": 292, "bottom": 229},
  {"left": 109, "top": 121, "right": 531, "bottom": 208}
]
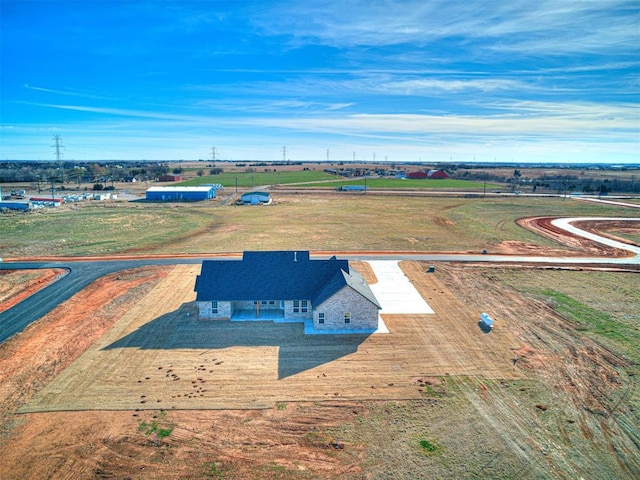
[
  {"left": 146, "top": 186, "right": 216, "bottom": 201},
  {"left": 241, "top": 191, "right": 270, "bottom": 205},
  {"left": 159, "top": 174, "right": 181, "bottom": 182},
  {"left": 338, "top": 185, "right": 366, "bottom": 191},
  {"left": 407, "top": 171, "right": 428, "bottom": 179},
  {"left": 29, "top": 197, "right": 64, "bottom": 205},
  {"left": 427, "top": 169, "right": 449, "bottom": 179}
]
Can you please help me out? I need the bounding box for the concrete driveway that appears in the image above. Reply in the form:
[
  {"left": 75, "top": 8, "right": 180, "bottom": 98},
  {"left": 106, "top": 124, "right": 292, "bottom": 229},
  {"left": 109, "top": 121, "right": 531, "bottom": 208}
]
[{"left": 368, "top": 260, "right": 434, "bottom": 314}]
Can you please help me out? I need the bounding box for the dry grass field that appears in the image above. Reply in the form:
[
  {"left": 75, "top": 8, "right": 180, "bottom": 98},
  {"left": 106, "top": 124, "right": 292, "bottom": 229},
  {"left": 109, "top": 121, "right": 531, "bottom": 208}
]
[{"left": 3, "top": 194, "right": 637, "bottom": 259}]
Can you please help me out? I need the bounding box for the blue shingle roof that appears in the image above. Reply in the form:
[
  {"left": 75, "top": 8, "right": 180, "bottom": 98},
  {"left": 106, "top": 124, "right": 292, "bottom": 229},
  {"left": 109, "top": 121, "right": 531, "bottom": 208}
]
[{"left": 194, "top": 251, "right": 379, "bottom": 308}]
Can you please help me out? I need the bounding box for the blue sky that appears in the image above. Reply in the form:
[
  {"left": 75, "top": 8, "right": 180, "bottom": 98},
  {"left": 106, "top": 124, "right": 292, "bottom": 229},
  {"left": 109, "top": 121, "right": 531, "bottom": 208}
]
[{"left": 1, "top": 1, "right": 639, "bottom": 163}]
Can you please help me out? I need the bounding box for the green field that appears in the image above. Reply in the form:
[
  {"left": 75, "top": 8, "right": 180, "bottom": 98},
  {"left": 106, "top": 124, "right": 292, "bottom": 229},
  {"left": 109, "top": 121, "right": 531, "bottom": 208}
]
[
  {"left": 177, "top": 170, "right": 336, "bottom": 188},
  {"left": 176, "top": 169, "right": 498, "bottom": 190},
  {"left": 0, "top": 195, "right": 635, "bottom": 257}
]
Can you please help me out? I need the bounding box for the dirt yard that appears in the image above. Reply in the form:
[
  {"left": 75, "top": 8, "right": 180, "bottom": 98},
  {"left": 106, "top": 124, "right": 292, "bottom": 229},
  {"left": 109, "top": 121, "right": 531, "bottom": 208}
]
[
  {"left": 0, "top": 260, "right": 523, "bottom": 479},
  {"left": 15, "top": 262, "right": 518, "bottom": 415}
]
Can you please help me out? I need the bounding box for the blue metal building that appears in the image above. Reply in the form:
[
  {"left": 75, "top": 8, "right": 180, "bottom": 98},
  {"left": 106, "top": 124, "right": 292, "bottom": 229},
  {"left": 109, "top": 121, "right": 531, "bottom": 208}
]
[
  {"left": 0, "top": 201, "right": 31, "bottom": 211},
  {"left": 146, "top": 186, "right": 216, "bottom": 201},
  {"left": 241, "top": 191, "right": 270, "bottom": 204}
]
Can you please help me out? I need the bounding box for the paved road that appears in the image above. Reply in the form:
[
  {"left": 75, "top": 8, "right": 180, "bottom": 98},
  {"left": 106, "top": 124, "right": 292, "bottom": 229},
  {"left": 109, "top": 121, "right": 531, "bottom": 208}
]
[
  {"left": 0, "top": 258, "right": 203, "bottom": 343},
  {"left": 1, "top": 217, "right": 639, "bottom": 343}
]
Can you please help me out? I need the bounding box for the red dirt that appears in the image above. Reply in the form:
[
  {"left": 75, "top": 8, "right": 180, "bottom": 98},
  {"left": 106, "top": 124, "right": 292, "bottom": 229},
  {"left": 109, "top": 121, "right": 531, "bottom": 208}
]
[
  {"left": 0, "top": 269, "right": 65, "bottom": 313},
  {"left": 0, "top": 266, "right": 170, "bottom": 442},
  {"left": 517, "top": 216, "right": 638, "bottom": 257}
]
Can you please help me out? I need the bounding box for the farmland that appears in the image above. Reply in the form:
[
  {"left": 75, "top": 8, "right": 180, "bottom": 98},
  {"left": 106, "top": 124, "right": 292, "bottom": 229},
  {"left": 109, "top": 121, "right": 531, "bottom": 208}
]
[
  {"left": 0, "top": 187, "right": 639, "bottom": 479},
  {"left": 1, "top": 194, "right": 637, "bottom": 258}
]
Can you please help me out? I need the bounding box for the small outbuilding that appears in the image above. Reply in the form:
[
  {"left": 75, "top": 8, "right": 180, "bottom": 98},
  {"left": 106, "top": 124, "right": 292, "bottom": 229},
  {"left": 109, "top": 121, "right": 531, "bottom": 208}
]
[
  {"left": 159, "top": 174, "right": 181, "bottom": 182},
  {"left": 146, "top": 186, "right": 216, "bottom": 201},
  {"left": 407, "top": 171, "right": 428, "bottom": 179},
  {"left": 427, "top": 169, "right": 449, "bottom": 179},
  {"left": 241, "top": 191, "right": 270, "bottom": 205}
]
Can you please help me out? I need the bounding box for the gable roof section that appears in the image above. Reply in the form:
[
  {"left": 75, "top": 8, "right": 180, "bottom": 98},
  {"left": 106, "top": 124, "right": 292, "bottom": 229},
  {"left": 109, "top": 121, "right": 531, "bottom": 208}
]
[
  {"left": 195, "top": 251, "right": 349, "bottom": 302},
  {"left": 313, "top": 268, "right": 381, "bottom": 308},
  {"left": 341, "top": 269, "right": 382, "bottom": 308},
  {"left": 195, "top": 251, "right": 380, "bottom": 309}
]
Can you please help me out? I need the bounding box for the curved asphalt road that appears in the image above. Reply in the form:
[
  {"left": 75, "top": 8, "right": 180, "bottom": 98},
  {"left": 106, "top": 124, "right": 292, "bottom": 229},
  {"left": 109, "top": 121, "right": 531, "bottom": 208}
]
[{"left": 1, "top": 217, "right": 639, "bottom": 343}]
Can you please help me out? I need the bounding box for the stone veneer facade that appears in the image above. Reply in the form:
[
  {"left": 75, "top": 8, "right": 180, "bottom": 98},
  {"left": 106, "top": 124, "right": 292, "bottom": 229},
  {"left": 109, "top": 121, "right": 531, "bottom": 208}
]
[
  {"left": 197, "top": 287, "right": 377, "bottom": 331},
  {"left": 312, "top": 286, "right": 379, "bottom": 331}
]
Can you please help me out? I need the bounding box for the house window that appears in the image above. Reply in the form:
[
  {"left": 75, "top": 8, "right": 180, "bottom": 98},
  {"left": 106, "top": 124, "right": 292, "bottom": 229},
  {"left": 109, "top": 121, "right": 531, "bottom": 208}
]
[
  {"left": 211, "top": 301, "right": 218, "bottom": 314},
  {"left": 344, "top": 312, "right": 351, "bottom": 324},
  {"left": 318, "top": 312, "right": 325, "bottom": 324},
  {"left": 261, "top": 300, "right": 267, "bottom": 305},
  {"left": 293, "top": 300, "right": 299, "bottom": 313},
  {"left": 301, "top": 300, "right": 308, "bottom": 313},
  {"left": 269, "top": 300, "right": 275, "bottom": 305}
]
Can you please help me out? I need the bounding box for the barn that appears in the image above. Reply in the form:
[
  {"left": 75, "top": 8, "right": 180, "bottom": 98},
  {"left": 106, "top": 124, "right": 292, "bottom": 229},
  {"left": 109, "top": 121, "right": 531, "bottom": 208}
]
[
  {"left": 241, "top": 191, "right": 271, "bottom": 205},
  {"left": 146, "top": 186, "right": 216, "bottom": 201},
  {"left": 158, "top": 174, "right": 181, "bottom": 182},
  {"left": 427, "top": 169, "right": 449, "bottom": 179},
  {"left": 194, "top": 251, "right": 381, "bottom": 334},
  {"left": 407, "top": 171, "right": 428, "bottom": 179}
]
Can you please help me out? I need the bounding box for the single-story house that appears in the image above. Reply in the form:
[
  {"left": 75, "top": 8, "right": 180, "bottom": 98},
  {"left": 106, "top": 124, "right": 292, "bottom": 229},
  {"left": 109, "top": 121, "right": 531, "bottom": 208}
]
[
  {"left": 194, "top": 251, "right": 381, "bottom": 333},
  {"left": 159, "top": 174, "right": 181, "bottom": 182},
  {"left": 241, "top": 191, "right": 270, "bottom": 205},
  {"left": 427, "top": 169, "right": 449, "bottom": 179},
  {"left": 146, "top": 186, "right": 216, "bottom": 201}
]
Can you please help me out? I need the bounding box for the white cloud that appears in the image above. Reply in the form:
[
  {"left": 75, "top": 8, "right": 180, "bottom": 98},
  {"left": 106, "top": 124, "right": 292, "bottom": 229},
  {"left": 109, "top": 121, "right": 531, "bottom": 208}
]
[{"left": 256, "top": 1, "right": 639, "bottom": 57}]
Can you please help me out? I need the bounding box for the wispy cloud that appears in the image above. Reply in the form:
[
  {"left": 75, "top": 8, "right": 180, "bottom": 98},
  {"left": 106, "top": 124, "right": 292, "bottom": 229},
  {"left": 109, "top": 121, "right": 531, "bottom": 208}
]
[
  {"left": 257, "top": 1, "right": 639, "bottom": 57},
  {"left": 22, "top": 102, "right": 198, "bottom": 122},
  {"left": 24, "top": 84, "right": 109, "bottom": 100}
]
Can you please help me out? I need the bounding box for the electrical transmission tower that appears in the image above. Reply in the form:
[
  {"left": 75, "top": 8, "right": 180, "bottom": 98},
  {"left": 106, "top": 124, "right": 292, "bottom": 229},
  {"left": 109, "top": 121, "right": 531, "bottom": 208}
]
[
  {"left": 282, "top": 146, "right": 287, "bottom": 162},
  {"left": 211, "top": 146, "right": 217, "bottom": 162},
  {"left": 51, "top": 135, "right": 65, "bottom": 183},
  {"left": 51, "top": 135, "right": 64, "bottom": 162}
]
